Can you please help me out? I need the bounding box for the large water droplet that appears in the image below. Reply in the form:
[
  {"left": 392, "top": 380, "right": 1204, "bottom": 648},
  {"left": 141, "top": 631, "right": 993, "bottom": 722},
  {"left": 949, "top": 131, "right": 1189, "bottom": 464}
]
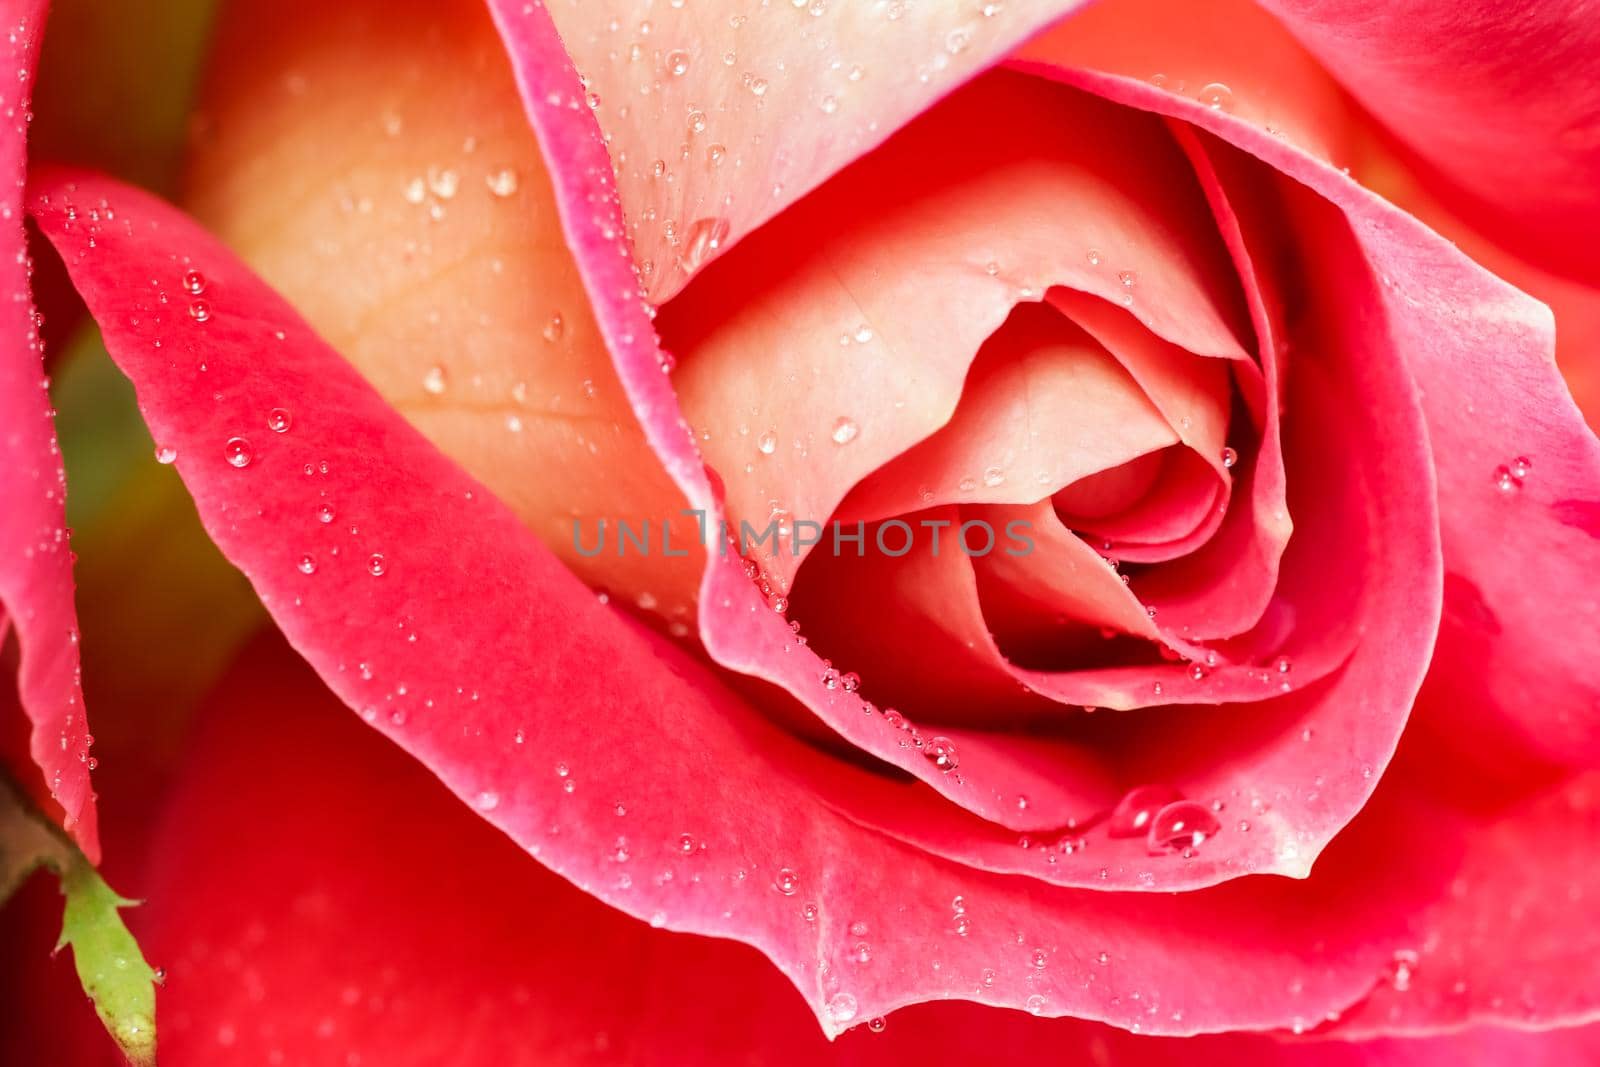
[
  {"left": 923, "top": 736, "right": 959, "bottom": 772},
  {"left": 181, "top": 269, "right": 206, "bottom": 295},
  {"left": 825, "top": 993, "right": 858, "bottom": 1023},
  {"left": 831, "top": 417, "right": 859, "bottom": 445},
  {"left": 773, "top": 867, "right": 799, "bottom": 895},
  {"left": 223, "top": 437, "right": 253, "bottom": 468},
  {"left": 1107, "top": 784, "right": 1184, "bottom": 838},
  {"left": 1199, "top": 82, "right": 1234, "bottom": 110},
  {"left": 1146, "top": 799, "right": 1221, "bottom": 854},
  {"left": 678, "top": 216, "right": 731, "bottom": 276},
  {"left": 267, "top": 407, "right": 292, "bottom": 433}
]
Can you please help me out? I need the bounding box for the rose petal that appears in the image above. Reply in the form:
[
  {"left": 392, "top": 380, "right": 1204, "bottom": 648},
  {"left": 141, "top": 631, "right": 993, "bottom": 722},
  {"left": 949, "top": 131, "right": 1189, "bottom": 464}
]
[
  {"left": 185, "top": 0, "right": 703, "bottom": 624},
  {"left": 1258, "top": 0, "right": 1600, "bottom": 283},
  {"left": 532, "top": 0, "right": 1091, "bottom": 301},
  {"left": 837, "top": 301, "right": 1184, "bottom": 522},
  {"left": 128, "top": 637, "right": 1448, "bottom": 1041},
  {"left": 1021, "top": 36, "right": 1600, "bottom": 777},
  {"left": 656, "top": 72, "right": 1252, "bottom": 591},
  {"left": 0, "top": 0, "right": 99, "bottom": 860},
  {"left": 484, "top": 0, "right": 1262, "bottom": 830}
]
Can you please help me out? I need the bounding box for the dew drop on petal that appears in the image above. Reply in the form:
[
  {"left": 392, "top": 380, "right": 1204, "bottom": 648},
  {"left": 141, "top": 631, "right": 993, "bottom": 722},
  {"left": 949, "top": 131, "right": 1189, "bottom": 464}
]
[
  {"left": 825, "top": 993, "right": 858, "bottom": 1024},
  {"left": 367, "top": 553, "right": 387, "bottom": 577},
  {"left": 773, "top": 867, "right": 799, "bottom": 895},
  {"left": 267, "top": 407, "right": 292, "bottom": 433},
  {"left": 181, "top": 269, "right": 206, "bottom": 295},
  {"left": 154, "top": 446, "right": 177, "bottom": 465},
  {"left": 296, "top": 555, "right": 316, "bottom": 575},
  {"left": 1199, "top": 82, "right": 1234, "bottom": 110},
  {"left": 831, "top": 417, "right": 859, "bottom": 445},
  {"left": 474, "top": 791, "right": 500, "bottom": 812},
  {"left": 1146, "top": 799, "right": 1221, "bottom": 854},
  {"left": 923, "top": 736, "right": 959, "bottom": 772},
  {"left": 1221, "top": 446, "right": 1238, "bottom": 469},
  {"left": 1107, "top": 784, "right": 1184, "bottom": 838},
  {"left": 485, "top": 167, "right": 520, "bottom": 198},
  {"left": 223, "top": 437, "right": 252, "bottom": 468}
]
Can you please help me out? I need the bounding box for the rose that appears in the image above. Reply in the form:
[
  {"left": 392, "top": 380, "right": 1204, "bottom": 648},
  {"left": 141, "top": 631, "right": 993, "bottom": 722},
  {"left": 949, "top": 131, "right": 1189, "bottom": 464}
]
[{"left": 3, "top": 0, "right": 1599, "bottom": 1064}]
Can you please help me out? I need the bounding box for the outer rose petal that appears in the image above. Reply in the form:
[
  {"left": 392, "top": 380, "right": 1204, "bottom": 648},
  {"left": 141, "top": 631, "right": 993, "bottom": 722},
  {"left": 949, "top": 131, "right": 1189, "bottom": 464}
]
[
  {"left": 531, "top": 0, "right": 1092, "bottom": 300},
  {"left": 32, "top": 172, "right": 1459, "bottom": 1037},
  {"left": 125, "top": 641, "right": 1600, "bottom": 1064},
  {"left": 0, "top": 0, "right": 99, "bottom": 859},
  {"left": 1257, "top": 0, "right": 1600, "bottom": 284}
]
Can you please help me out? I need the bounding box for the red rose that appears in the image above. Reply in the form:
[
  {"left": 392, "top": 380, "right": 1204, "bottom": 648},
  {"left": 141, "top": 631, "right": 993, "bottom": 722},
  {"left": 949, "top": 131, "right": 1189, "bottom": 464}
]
[{"left": 3, "top": 0, "right": 1599, "bottom": 1063}]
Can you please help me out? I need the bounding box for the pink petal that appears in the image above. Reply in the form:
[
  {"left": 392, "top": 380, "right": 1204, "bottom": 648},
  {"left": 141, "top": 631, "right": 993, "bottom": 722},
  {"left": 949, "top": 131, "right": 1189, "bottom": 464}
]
[
  {"left": 526, "top": 0, "right": 1092, "bottom": 301},
  {"left": 1259, "top": 0, "right": 1600, "bottom": 283},
  {"left": 127, "top": 638, "right": 1453, "bottom": 1044},
  {"left": 0, "top": 0, "right": 99, "bottom": 860},
  {"left": 655, "top": 72, "right": 1251, "bottom": 591},
  {"left": 1024, "top": 19, "right": 1600, "bottom": 780}
]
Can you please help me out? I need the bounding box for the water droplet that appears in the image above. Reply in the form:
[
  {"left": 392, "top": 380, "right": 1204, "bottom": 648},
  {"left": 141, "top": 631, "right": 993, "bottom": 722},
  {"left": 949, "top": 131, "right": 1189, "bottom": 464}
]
[
  {"left": 1025, "top": 994, "right": 1047, "bottom": 1016},
  {"left": 678, "top": 216, "right": 731, "bottom": 275},
  {"left": 825, "top": 993, "right": 858, "bottom": 1024},
  {"left": 154, "top": 446, "right": 177, "bottom": 465},
  {"left": 267, "top": 407, "right": 292, "bottom": 433},
  {"left": 678, "top": 833, "right": 696, "bottom": 854},
  {"left": 831, "top": 417, "right": 859, "bottom": 445},
  {"left": 1031, "top": 948, "right": 1049, "bottom": 969},
  {"left": 1493, "top": 465, "right": 1522, "bottom": 492},
  {"left": 923, "top": 736, "right": 959, "bottom": 772},
  {"left": 982, "top": 466, "right": 1004, "bottom": 488},
  {"left": 366, "top": 553, "right": 387, "bottom": 577},
  {"left": 1511, "top": 455, "right": 1532, "bottom": 478},
  {"left": 1199, "top": 82, "right": 1234, "bottom": 110},
  {"left": 474, "top": 791, "right": 500, "bottom": 812},
  {"left": 297, "top": 555, "right": 316, "bottom": 575},
  {"left": 188, "top": 300, "right": 212, "bottom": 323},
  {"left": 543, "top": 313, "right": 565, "bottom": 343},
  {"left": 867, "top": 1016, "right": 886, "bottom": 1033},
  {"left": 665, "top": 49, "right": 690, "bottom": 76},
  {"left": 317, "top": 504, "right": 336, "bottom": 524},
  {"left": 953, "top": 914, "right": 971, "bottom": 936},
  {"left": 802, "top": 902, "right": 819, "bottom": 922},
  {"left": 181, "top": 269, "right": 206, "bottom": 295},
  {"left": 1221, "top": 446, "right": 1238, "bottom": 469},
  {"left": 223, "top": 437, "right": 252, "bottom": 468},
  {"left": 1107, "top": 784, "right": 1184, "bottom": 838},
  {"left": 422, "top": 365, "right": 447, "bottom": 395},
  {"left": 852, "top": 324, "right": 874, "bottom": 344},
  {"left": 485, "top": 167, "right": 519, "bottom": 197},
  {"left": 1086, "top": 248, "right": 1102, "bottom": 267},
  {"left": 1389, "top": 949, "right": 1418, "bottom": 991},
  {"left": 1274, "top": 656, "right": 1292, "bottom": 674},
  {"left": 773, "top": 867, "right": 799, "bottom": 895},
  {"left": 757, "top": 430, "right": 778, "bottom": 455},
  {"left": 1146, "top": 800, "right": 1221, "bottom": 854}
]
